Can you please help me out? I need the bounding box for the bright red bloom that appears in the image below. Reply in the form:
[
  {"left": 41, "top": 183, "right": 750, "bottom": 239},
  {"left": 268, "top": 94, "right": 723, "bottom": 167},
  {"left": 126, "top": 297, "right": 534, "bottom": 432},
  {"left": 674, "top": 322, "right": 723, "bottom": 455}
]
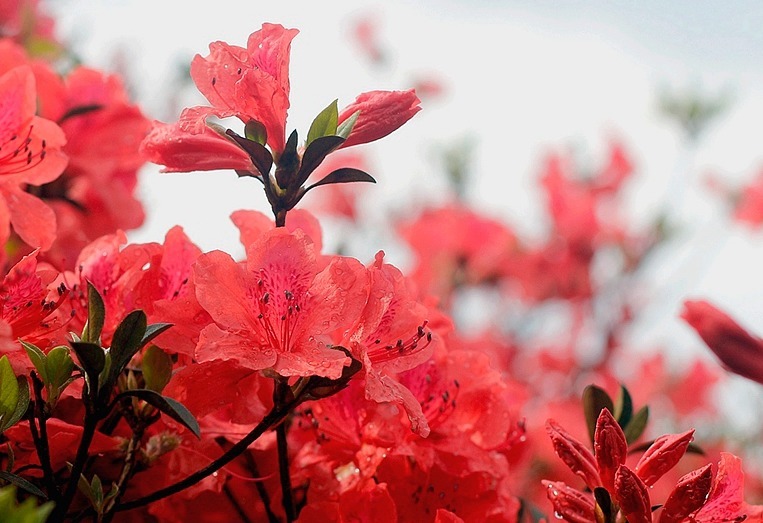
[
  {"left": 194, "top": 228, "right": 368, "bottom": 378},
  {"left": 344, "top": 251, "right": 437, "bottom": 436},
  {"left": 0, "top": 65, "right": 66, "bottom": 251},
  {"left": 337, "top": 89, "right": 421, "bottom": 149},
  {"left": 190, "top": 23, "right": 297, "bottom": 156},
  {"left": 681, "top": 299, "right": 763, "bottom": 384}
]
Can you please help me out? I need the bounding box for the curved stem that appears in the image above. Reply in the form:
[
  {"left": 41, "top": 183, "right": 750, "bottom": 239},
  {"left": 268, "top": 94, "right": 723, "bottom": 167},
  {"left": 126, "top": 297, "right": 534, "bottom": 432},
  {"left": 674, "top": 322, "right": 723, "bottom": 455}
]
[{"left": 114, "top": 398, "right": 295, "bottom": 514}]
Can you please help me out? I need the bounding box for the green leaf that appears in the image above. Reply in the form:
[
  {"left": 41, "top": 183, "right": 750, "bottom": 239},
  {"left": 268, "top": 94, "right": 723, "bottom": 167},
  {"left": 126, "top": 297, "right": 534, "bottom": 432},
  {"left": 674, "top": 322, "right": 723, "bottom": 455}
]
[
  {"left": 275, "top": 129, "right": 300, "bottom": 189},
  {"left": 336, "top": 110, "right": 360, "bottom": 139},
  {"left": 20, "top": 341, "right": 47, "bottom": 384},
  {"left": 614, "top": 384, "right": 633, "bottom": 429},
  {"left": 306, "top": 99, "right": 338, "bottom": 148},
  {"left": 141, "top": 323, "right": 173, "bottom": 348},
  {"left": 293, "top": 135, "right": 345, "bottom": 189},
  {"left": 70, "top": 341, "right": 106, "bottom": 391},
  {"left": 83, "top": 281, "right": 105, "bottom": 344},
  {"left": 0, "top": 471, "right": 47, "bottom": 499},
  {"left": 225, "top": 130, "right": 273, "bottom": 177},
  {"left": 0, "top": 484, "right": 54, "bottom": 522},
  {"left": 0, "top": 357, "right": 19, "bottom": 430},
  {"left": 244, "top": 119, "right": 267, "bottom": 145},
  {"left": 593, "top": 487, "right": 614, "bottom": 523},
  {"left": 116, "top": 389, "right": 200, "bottom": 438},
  {"left": 582, "top": 384, "right": 614, "bottom": 446},
  {"left": 1, "top": 378, "right": 30, "bottom": 433},
  {"left": 142, "top": 346, "right": 173, "bottom": 393},
  {"left": 623, "top": 405, "right": 649, "bottom": 444},
  {"left": 45, "top": 346, "right": 74, "bottom": 390},
  {"left": 305, "top": 167, "right": 376, "bottom": 192},
  {"left": 109, "top": 310, "right": 148, "bottom": 383}
]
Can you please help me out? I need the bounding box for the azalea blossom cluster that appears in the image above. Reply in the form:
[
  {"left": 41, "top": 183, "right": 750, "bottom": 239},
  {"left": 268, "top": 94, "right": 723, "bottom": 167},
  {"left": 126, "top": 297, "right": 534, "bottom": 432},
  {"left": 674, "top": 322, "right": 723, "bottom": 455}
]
[{"left": 0, "top": 3, "right": 761, "bottom": 523}]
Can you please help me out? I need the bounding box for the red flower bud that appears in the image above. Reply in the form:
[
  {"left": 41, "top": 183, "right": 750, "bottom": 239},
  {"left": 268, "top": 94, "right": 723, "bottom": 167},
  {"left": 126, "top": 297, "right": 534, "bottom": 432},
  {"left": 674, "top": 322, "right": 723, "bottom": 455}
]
[
  {"left": 546, "top": 419, "right": 601, "bottom": 490},
  {"left": 681, "top": 300, "right": 763, "bottom": 384},
  {"left": 338, "top": 89, "right": 421, "bottom": 148},
  {"left": 594, "top": 408, "right": 627, "bottom": 493},
  {"left": 615, "top": 465, "right": 652, "bottom": 523},
  {"left": 635, "top": 429, "right": 695, "bottom": 486},
  {"left": 542, "top": 480, "right": 595, "bottom": 523},
  {"left": 659, "top": 464, "right": 713, "bottom": 523}
]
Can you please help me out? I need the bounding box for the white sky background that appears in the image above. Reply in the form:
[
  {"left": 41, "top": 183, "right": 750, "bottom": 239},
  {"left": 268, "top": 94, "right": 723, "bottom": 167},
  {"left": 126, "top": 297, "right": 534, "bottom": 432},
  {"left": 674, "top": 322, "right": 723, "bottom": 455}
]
[{"left": 48, "top": 0, "right": 763, "bottom": 420}]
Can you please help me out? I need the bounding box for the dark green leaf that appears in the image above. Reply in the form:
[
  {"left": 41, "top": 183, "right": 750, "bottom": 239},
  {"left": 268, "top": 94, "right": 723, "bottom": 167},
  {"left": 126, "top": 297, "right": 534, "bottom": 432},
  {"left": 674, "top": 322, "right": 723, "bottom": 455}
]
[
  {"left": 305, "top": 168, "right": 376, "bottom": 192},
  {"left": 336, "top": 110, "right": 360, "bottom": 139},
  {"left": 141, "top": 323, "right": 173, "bottom": 347},
  {"left": 582, "top": 384, "right": 614, "bottom": 446},
  {"left": 275, "top": 130, "right": 300, "bottom": 189},
  {"left": 687, "top": 442, "right": 706, "bottom": 456},
  {"left": 142, "top": 346, "right": 173, "bottom": 393},
  {"left": 244, "top": 119, "right": 267, "bottom": 145},
  {"left": 306, "top": 100, "right": 338, "bottom": 148},
  {"left": 83, "top": 282, "right": 105, "bottom": 344},
  {"left": 623, "top": 405, "right": 649, "bottom": 444},
  {"left": 614, "top": 384, "right": 633, "bottom": 429},
  {"left": 225, "top": 130, "right": 273, "bottom": 177},
  {"left": 593, "top": 487, "right": 614, "bottom": 523},
  {"left": 109, "top": 311, "right": 147, "bottom": 382},
  {"left": 0, "top": 471, "right": 47, "bottom": 499},
  {"left": 294, "top": 135, "right": 345, "bottom": 189},
  {"left": 70, "top": 341, "right": 106, "bottom": 389},
  {"left": 117, "top": 389, "right": 200, "bottom": 438},
  {"left": 20, "top": 341, "right": 47, "bottom": 384},
  {"left": 1, "top": 378, "right": 30, "bottom": 433}
]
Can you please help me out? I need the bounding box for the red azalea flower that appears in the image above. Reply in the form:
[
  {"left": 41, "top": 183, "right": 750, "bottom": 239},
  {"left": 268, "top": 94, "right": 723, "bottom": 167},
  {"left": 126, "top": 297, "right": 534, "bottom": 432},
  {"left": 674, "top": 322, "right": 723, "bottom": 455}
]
[
  {"left": 681, "top": 299, "right": 763, "bottom": 384},
  {"left": 343, "top": 251, "right": 436, "bottom": 436},
  {"left": 0, "top": 65, "right": 67, "bottom": 251},
  {"left": 194, "top": 227, "right": 368, "bottom": 378},
  {"left": 190, "top": 23, "right": 298, "bottom": 156}
]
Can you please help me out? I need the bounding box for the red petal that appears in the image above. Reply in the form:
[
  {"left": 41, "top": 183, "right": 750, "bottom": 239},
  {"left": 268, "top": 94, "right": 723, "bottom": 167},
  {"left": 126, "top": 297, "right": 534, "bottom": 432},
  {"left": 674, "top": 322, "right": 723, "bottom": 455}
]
[
  {"left": 140, "top": 110, "right": 254, "bottom": 173},
  {"left": 5, "top": 187, "right": 57, "bottom": 250}
]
